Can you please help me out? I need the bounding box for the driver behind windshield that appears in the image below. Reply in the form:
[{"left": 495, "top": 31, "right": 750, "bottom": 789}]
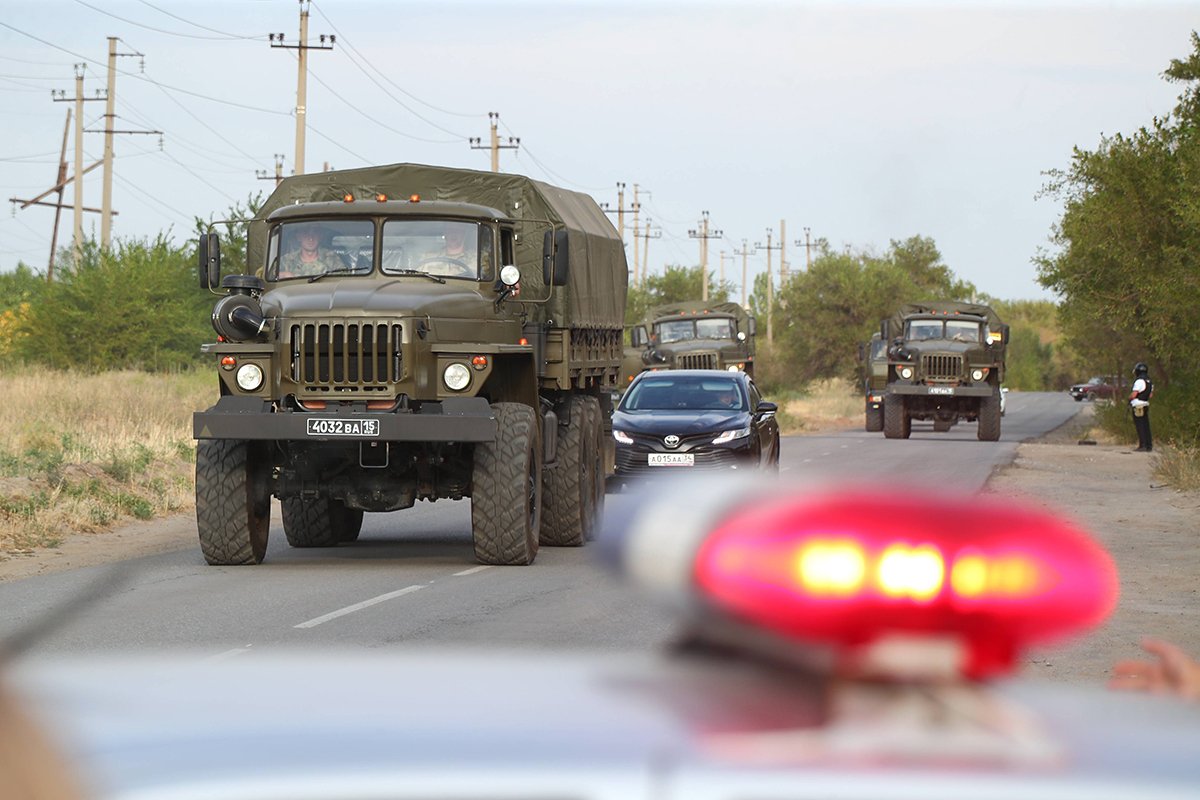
[
  {"left": 420, "top": 224, "right": 477, "bottom": 278},
  {"left": 278, "top": 223, "right": 344, "bottom": 279}
]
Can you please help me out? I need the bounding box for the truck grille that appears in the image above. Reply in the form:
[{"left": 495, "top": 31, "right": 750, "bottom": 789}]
[
  {"left": 290, "top": 322, "right": 402, "bottom": 390},
  {"left": 678, "top": 352, "right": 718, "bottom": 370},
  {"left": 922, "top": 353, "right": 963, "bottom": 382}
]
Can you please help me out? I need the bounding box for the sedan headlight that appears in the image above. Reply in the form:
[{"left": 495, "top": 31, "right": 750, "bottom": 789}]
[
  {"left": 443, "top": 363, "right": 471, "bottom": 391},
  {"left": 713, "top": 426, "right": 751, "bottom": 445},
  {"left": 898, "top": 366, "right": 914, "bottom": 380},
  {"left": 613, "top": 429, "right": 634, "bottom": 445},
  {"left": 235, "top": 363, "right": 264, "bottom": 392}
]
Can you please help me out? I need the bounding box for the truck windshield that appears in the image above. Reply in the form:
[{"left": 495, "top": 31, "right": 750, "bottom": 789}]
[
  {"left": 695, "top": 318, "right": 734, "bottom": 340},
  {"left": 946, "top": 320, "right": 981, "bottom": 342},
  {"left": 380, "top": 220, "right": 485, "bottom": 280},
  {"left": 657, "top": 320, "right": 695, "bottom": 343},
  {"left": 907, "top": 320, "right": 944, "bottom": 340},
  {"left": 267, "top": 219, "right": 375, "bottom": 281}
]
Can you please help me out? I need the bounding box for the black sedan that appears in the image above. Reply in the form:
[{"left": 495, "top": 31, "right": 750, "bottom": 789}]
[{"left": 611, "top": 369, "right": 780, "bottom": 481}]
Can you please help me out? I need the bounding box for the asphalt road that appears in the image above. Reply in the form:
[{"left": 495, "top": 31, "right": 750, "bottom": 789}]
[{"left": 0, "top": 391, "right": 1081, "bottom": 660}]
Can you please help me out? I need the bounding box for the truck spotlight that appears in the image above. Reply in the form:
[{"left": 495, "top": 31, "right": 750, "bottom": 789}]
[
  {"left": 236, "top": 363, "right": 264, "bottom": 392},
  {"left": 443, "top": 363, "right": 471, "bottom": 391}
]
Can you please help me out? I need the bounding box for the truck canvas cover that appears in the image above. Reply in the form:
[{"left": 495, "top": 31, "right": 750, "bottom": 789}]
[
  {"left": 888, "top": 301, "right": 1004, "bottom": 334},
  {"left": 644, "top": 300, "right": 752, "bottom": 327},
  {"left": 247, "top": 163, "right": 626, "bottom": 330}
]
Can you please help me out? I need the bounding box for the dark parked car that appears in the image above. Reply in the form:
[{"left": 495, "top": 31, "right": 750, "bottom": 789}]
[
  {"left": 611, "top": 369, "right": 779, "bottom": 481},
  {"left": 1070, "top": 375, "right": 1118, "bottom": 401}
]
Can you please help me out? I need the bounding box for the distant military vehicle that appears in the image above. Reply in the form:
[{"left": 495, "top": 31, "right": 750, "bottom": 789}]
[
  {"left": 860, "top": 331, "right": 888, "bottom": 432},
  {"left": 880, "top": 301, "right": 1008, "bottom": 441},
  {"left": 193, "top": 163, "right": 626, "bottom": 566},
  {"left": 627, "top": 301, "right": 756, "bottom": 376}
]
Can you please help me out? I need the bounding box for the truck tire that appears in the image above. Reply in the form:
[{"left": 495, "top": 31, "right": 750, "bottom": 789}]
[
  {"left": 883, "top": 395, "right": 910, "bottom": 439},
  {"left": 471, "top": 402, "right": 541, "bottom": 565},
  {"left": 977, "top": 389, "right": 1002, "bottom": 442},
  {"left": 195, "top": 439, "right": 270, "bottom": 565},
  {"left": 281, "top": 497, "right": 360, "bottom": 547},
  {"left": 541, "top": 395, "right": 599, "bottom": 547},
  {"left": 865, "top": 405, "right": 883, "bottom": 432},
  {"left": 582, "top": 396, "right": 605, "bottom": 542}
]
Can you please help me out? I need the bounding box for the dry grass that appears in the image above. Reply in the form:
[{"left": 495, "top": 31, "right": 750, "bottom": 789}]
[
  {"left": 0, "top": 369, "right": 214, "bottom": 557},
  {"left": 1153, "top": 445, "right": 1200, "bottom": 491},
  {"left": 779, "top": 378, "right": 863, "bottom": 435}
]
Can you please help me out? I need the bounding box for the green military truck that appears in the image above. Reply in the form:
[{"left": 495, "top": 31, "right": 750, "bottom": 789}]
[
  {"left": 880, "top": 301, "right": 1008, "bottom": 441},
  {"left": 193, "top": 163, "right": 626, "bottom": 566},
  {"left": 628, "top": 301, "right": 756, "bottom": 376},
  {"left": 860, "top": 331, "right": 888, "bottom": 432}
]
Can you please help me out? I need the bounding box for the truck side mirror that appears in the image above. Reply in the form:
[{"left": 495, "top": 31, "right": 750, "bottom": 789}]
[
  {"left": 1000, "top": 323, "right": 1010, "bottom": 345},
  {"left": 747, "top": 317, "right": 756, "bottom": 337},
  {"left": 857, "top": 343, "right": 865, "bottom": 362},
  {"left": 881, "top": 319, "right": 890, "bottom": 341},
  {"left": 199, "top": 232, "right": 221, "bottom": 290},
  {"left": 542, "top": 228, "right": 569, "bottom": 286},
  {"left": 631, "top": 326, "right": 648, "bottom": 348}
]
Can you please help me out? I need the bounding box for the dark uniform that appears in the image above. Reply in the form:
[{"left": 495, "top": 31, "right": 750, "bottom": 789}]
[{"left": 1129, "top": 363, "right": 1153, "bottom": 452}]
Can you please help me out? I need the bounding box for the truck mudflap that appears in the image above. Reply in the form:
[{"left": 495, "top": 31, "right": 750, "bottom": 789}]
[
  {"left": 193, "top": 395, "right": 497, "bottom": 442},
  {"left": 889, "top": 385, "right": 995, "bottom": 398}
]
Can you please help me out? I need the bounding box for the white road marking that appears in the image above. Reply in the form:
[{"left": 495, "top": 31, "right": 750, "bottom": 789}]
[
  {"left": 454, "top": 565, "right": 494, "bottom": 576},
  {"left": 294, "top": 585, "right": 425, "bottom": 629},
  {"left": 206, "top": 645, "right": 253, "bottom": 662}
]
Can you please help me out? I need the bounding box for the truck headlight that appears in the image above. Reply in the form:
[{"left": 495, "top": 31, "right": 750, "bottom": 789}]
[
  {"left": 971, "top": 368, "right": 989, "bottom": 381},
  {"left": 726, "top": 365, "right": 741, "bottom": 372},
  {"left": 235, "top": 363, "right": 264, "bottom": 391},
  {"left": 898, "top": 366, "right": 913, "bottom": 380},
  {"left": 443, "top": 363, "right": 471, "bottom": 391}
]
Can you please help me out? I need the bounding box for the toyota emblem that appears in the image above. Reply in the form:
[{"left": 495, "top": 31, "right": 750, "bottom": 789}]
[{"left": 664, "top": 434, "right": 680, "bottom": 449}]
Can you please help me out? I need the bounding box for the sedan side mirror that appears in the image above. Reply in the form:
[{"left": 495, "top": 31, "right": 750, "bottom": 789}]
[{"left": 756, "top": 401, "right": 778, "bottom": 417}]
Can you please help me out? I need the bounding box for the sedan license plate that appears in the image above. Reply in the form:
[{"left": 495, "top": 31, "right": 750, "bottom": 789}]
[
  {"left": 648, "top": 453, "right": 694, "bottom": 467},
  {"left": 306, "top": 418, "right": 381, "bottom": 437},
  {"left": 928, "top": 387, "right": 955, "bottom": 395}
]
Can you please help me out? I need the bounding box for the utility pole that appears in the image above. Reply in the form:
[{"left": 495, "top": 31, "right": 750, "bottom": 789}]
[
  {"left": 634, "top": 217, "right": 660, "bottom": 286},
  {"left": 99, "top": 37, "right": 144, "bottom": 248},
  {"left": 8, "top": 108, "right": 113, "bottom": 280},
  {"left": 755, "top": 228, "right": 781, "bottom": 346},
  {"left": 257, "top": 154, "right": 286, "bottom": 186},
  {"left": 52, "top": 64, "right": 106, "bottom": 263},
  {"left": 630, "top": 184, "right": 645, "bottom": 286},
  {"left": 602, "top": 183, "right": 638, "bottom": 259},
  {"left": 719, "top": 250, "right": 727, "bottom": 289},
  {"left": 270, "top": 0, "right": 334, "bottom": 176},
  {"left": 795, "top": 226, "right": 817, "bottom": 270},
  {"left": 733, "top": 239, "right": 754, "bottom": 309},
  {"left": 469, "top": 111, "right": 519, "bottom": 172},
  {"left": 688, "top": 210, "right": 723, "bottom": 302},
  {"left": 779, "top": 218, "right": 788, "bottom": 281}
]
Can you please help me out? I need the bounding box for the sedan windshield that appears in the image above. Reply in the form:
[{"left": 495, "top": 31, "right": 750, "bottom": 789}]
[{"left": 621, "top": 377, "right": 746, "bottom": 411}]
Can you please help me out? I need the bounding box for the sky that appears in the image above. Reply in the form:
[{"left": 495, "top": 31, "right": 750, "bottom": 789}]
[{"left": 0, "top": 0, "right": 1194, "bottom": 301}]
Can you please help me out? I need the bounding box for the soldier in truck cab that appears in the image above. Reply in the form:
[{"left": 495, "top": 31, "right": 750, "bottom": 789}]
[
  {"left": 418, "top": 223, "right": 477, "bottom": 278},
  {"left": 278, "top": 223, "right": 344, "bottom": 279}
]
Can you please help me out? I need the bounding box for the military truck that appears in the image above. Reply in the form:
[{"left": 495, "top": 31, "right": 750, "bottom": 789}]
[
  {"left": 860, "top": 331, "right": 888, "bottom": 432},
  {"left": 628, "top": 301, "right": 756, "bottom": 376},
  {"left": 192, "top": 163, "right": 626, "bottom": 566},
  {"left": 880, "top": 301, "right": 1008, "bottom": 441}
]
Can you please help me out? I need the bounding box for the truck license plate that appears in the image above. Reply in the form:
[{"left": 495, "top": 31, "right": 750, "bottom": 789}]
[
  {"left": 928, "top": 387, "right": 955, "bottom": 395},
  {"left": 649, "top": 453, "right": 694, "bottom": 467},
  {"left": 306, "top": 418, "right": 381, "bottom": 437}
]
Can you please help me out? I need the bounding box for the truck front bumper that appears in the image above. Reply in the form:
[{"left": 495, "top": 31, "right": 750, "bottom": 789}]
[
  {"left": 193, "top": 396, "right": 497, "bottom": 443},
  {"left": 889, "top": 385, "right": 994, "bottom": 398}
]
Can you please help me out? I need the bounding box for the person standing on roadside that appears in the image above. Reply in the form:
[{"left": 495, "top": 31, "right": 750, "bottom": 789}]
[{"left": 1129, "top": 362, "right": 1154, "bottom": 452}]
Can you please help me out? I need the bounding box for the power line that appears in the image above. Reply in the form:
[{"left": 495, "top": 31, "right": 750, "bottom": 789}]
[
  {"left": 70, "top": 0, "right": 267, "bottom": 41},
  {"left": 135, "top": 0, "right": 268, "bottom": 40},
  {"left": 306, "top": 122, "right": 370, "bottom": 165}
]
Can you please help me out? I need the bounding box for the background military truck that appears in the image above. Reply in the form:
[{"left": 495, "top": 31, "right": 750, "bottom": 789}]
[
  {"left": 628, "top": 301, "right": 756, "bottom": 376},
  {"left": 193, "top": 163, "right": 626, "bottom": 567},
  {"left": 880, "top": 301, "right": 1008, "bottom": 441},
  {"left": 859, "top": 331, "right": 888, "bottom": 432}
]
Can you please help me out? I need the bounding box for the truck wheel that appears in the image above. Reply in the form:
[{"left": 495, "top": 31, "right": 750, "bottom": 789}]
[
  {"left": 865, "top": 405, "right": 883, "bottom": 432},
  {"left": 977, "top": 389, "right": 1002, "bottom": 441},
  {"left": 583, "top": 396, "right": 605, "bottom": 542},
  {"left": 195, "top": 439, "right": 270, "bottom": 565},
  {"left": 541, "top": 395, "right": 599, "bottom": 547},
  {"left": 471, "top": 402, "right": 541, "bottom": 565},
  {"left": 338, "top": 506, "right": 364, "bottom": 542},
  {"left": 281, "top": 497, "right": 344, "bottom": 548},
  {"left": 883, "top": 396, "right": 910, "bottom": 439}
]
